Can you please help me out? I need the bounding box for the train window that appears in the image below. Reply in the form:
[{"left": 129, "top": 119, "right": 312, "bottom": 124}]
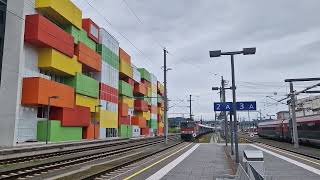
[{"left": 180, "top": 122, "right": 195, "bottom": 128}]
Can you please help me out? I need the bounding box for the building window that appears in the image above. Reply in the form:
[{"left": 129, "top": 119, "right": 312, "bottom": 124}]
[{"left": 0, "top": 0, "right": 7, "bottom": 85}]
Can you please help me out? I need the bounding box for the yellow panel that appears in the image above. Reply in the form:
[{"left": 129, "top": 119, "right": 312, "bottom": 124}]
[
  {"left": 38, "top": 48, "right": 82, "bottom": 76},
  {"left": 136, "top": 111, "right": 151, "bottom": 120},
  {"left": 147, "top": 87, "right": 152, "bottom": 97},
  {"left": 120, "top": 61, "right": 133, "bottom": 78},
  {"left": 120, "top": 96, "right": 134, "bottom": 108},
  {"left": 97, "top": 110, "right": 118, "bottom": 128},
  {"left": 151, "top": 84, "right": 157, "bottom": 92},
  {"left": 75, "top": 94, "right": 98, "bottom": 112},
  {"left": 36, "top": 0, "right": 82, "bottom": 29},
  {"left": 157, "top": 107, "right": 163, "bottom": 115},
  {"left": 159, "top": 122, "right": 164, "bottom": 128}
]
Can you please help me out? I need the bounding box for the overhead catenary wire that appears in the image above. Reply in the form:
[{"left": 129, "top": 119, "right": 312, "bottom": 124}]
[{"left": 84, "top": 0, "right": 155, "bottom": 66}]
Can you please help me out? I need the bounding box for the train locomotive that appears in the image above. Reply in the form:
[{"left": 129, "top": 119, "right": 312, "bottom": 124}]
[
  {"left": 258, "top": 114, "right": 320, "bottom": 146},
  {"left": 180, "top": 121, "right": 214, "bottom": 141}
]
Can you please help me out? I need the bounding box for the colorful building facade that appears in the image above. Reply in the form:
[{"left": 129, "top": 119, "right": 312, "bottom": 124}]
[{"left": 0, "top": 0, "right": 164, "bottom": 146}]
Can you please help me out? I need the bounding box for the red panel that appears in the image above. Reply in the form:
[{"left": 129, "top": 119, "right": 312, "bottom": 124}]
[
  {"left": 24, "top": 14, "right": 74, "bottom": 57},
  {"left": 150, "top": 105, "right": 157, "bottom": 114},
  {"left": 141, "top": 79, "right": 151, "bottom": 87},
  {"left": 75, "top": 42, "right": 101, "bottom": 72},
  {"left": 82, "top": 18, "right": 99, "bottom": 43},
  {"left": 50, "top": 106, "right": 90, "bottom": 127},
  {"left": 134, "top": 83, "right": 146, "bottom": 95},
  {"left": 141, "top": 128, "right": 150, "bottom": 136},
  {"left": 119, "top": 116, "right": 130, "bottom": 125},
  {"left": 134, "top": 100, "right": 148, "bottom": 112}
]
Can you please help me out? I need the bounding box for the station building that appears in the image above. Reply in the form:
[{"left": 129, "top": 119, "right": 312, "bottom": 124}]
[{"left": 0, "top": 0, "right": 164, "bottom": 146}]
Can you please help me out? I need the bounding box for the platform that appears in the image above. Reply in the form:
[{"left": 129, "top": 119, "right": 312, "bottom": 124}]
[{"left": 119, "top": 142, "right": 320, "bottom": 180}]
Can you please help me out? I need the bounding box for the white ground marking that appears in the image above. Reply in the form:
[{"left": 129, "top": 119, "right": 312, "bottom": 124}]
[
  {"left": 250, "top": 144, "right": 320, "bottom": 176},
  {"left": 146, "top": 144, "right": 200, "bottom": 180}
]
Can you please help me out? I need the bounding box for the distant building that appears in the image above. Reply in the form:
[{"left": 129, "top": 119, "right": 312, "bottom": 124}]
[
  {"left": 276, "top": 111, "right": 289, "bottom": 120},
  {"left": 168, "top": 117, "right": 186, "bottom": 128},
  {"left": 295, "top": 95, "right": 320, "bottom": 117}
]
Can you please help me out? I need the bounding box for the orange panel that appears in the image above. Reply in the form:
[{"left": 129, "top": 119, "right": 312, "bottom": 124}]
[
  {"left": 75, "top": 42, "right": 101, "bottom": 72},
  {"left": 119, "top": 47, "right": 131, "bottom": 64},
  {"left": 131, "top": 116, "right": 147, "bottom": 128},
  {"left": 119, "top": 103, "right": 128, "bottom": 117},
  {"left": 82, "top": 123, "right": 99, "bottom": 140},
  {"left": 21, "top": 77, "right": 74, "bottom": 108}
]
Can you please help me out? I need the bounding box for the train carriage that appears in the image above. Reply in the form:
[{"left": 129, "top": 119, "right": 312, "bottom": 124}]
[{"left": 258, "top": 115, "right": 320, "bottom": 146}]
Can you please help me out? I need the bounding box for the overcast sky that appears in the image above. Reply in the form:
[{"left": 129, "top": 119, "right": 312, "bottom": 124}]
[{"left": 72, "top": 0, "right": 320, "bottom": 120}]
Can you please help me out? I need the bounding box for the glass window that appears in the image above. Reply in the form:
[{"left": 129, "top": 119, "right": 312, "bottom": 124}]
[{"left": 0, "top": 1, "right": 7, "bottom": 84}]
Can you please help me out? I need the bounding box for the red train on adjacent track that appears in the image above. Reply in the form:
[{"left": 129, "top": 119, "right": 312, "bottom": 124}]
[
  {"left": 180, "top": 121, "right": 214, "bottom": 141},
  {"left": 258, "top": 114, "right": 320, "bottom": 146}
]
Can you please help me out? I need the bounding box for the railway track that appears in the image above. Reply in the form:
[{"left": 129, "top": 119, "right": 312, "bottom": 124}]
[
  {"left": 0, "top": 136, "right": 180, "bottom": 180},
  {"left": 240, "top": 135, "right": 320, "bottom": 160},
  {"left": 81, "top": 141, "right": 186, "bottom": 180},
  {"left": 0, "top": 136, "right": 169, "bottom": 166}
]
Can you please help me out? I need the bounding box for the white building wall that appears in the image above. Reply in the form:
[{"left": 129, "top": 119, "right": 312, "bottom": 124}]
[{"left": 0, "top": 0, "right": 28, "bottom": 146}]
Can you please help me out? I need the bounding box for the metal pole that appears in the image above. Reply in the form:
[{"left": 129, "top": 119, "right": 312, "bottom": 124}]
[
  {"left": 221, "top": 76, "right": 228, "bottom": 147},
  {"left": 46, "top": 98, "right": 50, "bottom": 145},
  {"left": 164, "top": 48, "right": 168, "bottom": 144},
  {"left": 94, "top": 106, "right": 96, "bottom": 140},
  {"left": 229, "top": 112, "right": 234, "bottom": 155},
  {"left": 290, "top": 82, "right": 299, "bottom": 148},
  {"left": 189, "top": 95, "right": 192, "bottom": 120},
  {"left": 230, "top": 55, "right": 239, "bottom": 163}
]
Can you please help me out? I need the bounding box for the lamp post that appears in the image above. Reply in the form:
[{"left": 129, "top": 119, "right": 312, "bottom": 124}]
[
  {"left": 46, "top": 96, "right": 59, "bottom": 144},
  {"left": 209, "top": 47, "right": 256, "bottom": 164},
  {"left": 94, "top": 105, "right": 102, "bottom": 139}
]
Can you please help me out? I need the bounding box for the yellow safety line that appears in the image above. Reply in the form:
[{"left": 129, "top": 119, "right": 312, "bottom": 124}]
[
  {"left": 123, "top": 143, "right": 193, "bottom": 180},
  {"left": 257, "top": 143, "right": 320, "bottom": 166}
]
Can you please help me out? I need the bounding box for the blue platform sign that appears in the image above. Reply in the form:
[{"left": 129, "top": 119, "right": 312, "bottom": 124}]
[{"left": 214, "top": 101, "right": 256, "bottom": 111}]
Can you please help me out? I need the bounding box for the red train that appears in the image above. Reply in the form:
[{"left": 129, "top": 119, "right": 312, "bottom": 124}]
[
  {"left": 258, "top": 114, "right": 320, "bottom": 146},
  {"left": 180, "top": 121, "right": 213, "bottom": 141}
]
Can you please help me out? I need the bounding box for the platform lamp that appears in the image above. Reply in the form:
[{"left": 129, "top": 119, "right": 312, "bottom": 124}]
[
  {"left": 46, "top": 96, "right": 59, "bottom": 144},
  {"left": 94, "top": 105, "right": 103, "bottom": 139},
  {"left": 209, "top": 47, "right": 256, "bottom": 164}
]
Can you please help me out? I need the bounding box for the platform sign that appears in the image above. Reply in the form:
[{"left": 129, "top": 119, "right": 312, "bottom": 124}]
[{"left": 214, "top": 101, "right": 256, "bottom": 111}]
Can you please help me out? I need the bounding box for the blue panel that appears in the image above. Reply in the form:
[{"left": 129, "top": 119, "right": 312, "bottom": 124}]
[{"left": 214, "top": 101, "right": 256, "bottom": 111}]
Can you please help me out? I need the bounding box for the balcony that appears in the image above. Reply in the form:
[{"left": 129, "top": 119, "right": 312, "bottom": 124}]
[
  {"left": 35, "top": 0, "right": 82, "bottom": 29},
  {"left": 75, "top": 94, "right": 98, "bottom": 112},
  {"left": 64, "top": 73, "right": 99, "bottom": 98},
  {"left": 38, "top": 48, "right": 82, "bottom": 76},
  {"left": 75, "top": 42, "right": 101, "bottom": 72},
  {"left": 25, "top": 14, "right": 74, "bottom": 57},
  {"left": 50, "top": 105, "right": 90, "bottom": 127},
  {"left": 21, "top": 77, "right": 75, "bottom": 108},
  {"left": 133, "top": 83, "right": 146, "bottom": 95}
]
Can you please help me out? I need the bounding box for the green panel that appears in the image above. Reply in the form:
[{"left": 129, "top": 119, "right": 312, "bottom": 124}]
[
  {"left": 79, "top": 29, "right": 97, "bottom": 51},
  {"left": 157, "top": 94, "right": 163, "bottom": 103},
  {"left": 119, "top": 80, "right": 133, "bottom": 98},
  {"left": 150, "top": 119, "right": 158, "bottom": 129},
  {"left": 145, "top": 96, "right": 151, "bottom": 105},
  {"left": 37, "top": 120, "right": 82, "bottom": 142},
  {"left": 138, "top": 68, "right": 151, "bottom": 82},
  {"left": 63, "top": 25, "right": 80, "bottom": 44},
  {"left": 64, "top": 73, "right": 99, "bottom": 98},
  {"left": 97, "top": 44, "right": 119, "bottom": 69},
  {"left": 127, "top": 125, "right": 132, "bottom": 138},
  {"left": 119, "top": 125, "right": 128, "bottom": 138}
]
